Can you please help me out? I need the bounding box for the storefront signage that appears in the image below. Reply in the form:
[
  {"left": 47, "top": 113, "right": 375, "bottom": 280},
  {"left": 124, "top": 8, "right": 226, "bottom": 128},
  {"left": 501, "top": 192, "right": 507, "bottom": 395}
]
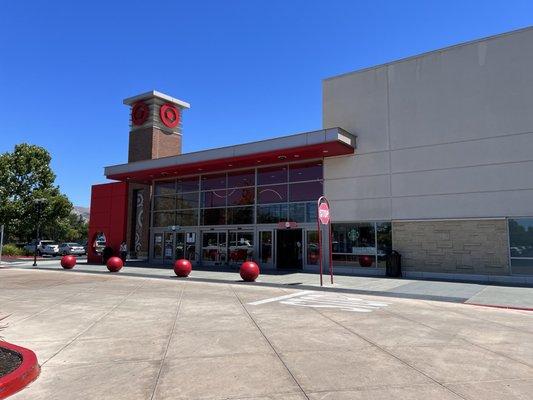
[
  {"left": 160, "top": 103, "right": 180, "bottom": 128},
  {"left": 131, "top": 101, "right": 149, "bottom": 125},
  {"left": 277, "top": 221, "right": 298, "bottom": 229},
  {"left": 318, "top": 202, "right": 330, "bottom": 225}
]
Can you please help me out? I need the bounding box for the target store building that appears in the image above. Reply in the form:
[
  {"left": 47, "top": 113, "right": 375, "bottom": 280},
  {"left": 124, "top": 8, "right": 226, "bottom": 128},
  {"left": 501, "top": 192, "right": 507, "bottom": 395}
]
[{"left": 89, "top": 28, "right": 533, "bottom": 282}]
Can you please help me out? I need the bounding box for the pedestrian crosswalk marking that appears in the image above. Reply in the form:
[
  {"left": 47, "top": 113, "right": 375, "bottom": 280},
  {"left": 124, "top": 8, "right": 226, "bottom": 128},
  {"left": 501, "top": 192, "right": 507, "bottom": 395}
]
[{"left": 249, "top": 291, "right": 388, "bottom": 313}]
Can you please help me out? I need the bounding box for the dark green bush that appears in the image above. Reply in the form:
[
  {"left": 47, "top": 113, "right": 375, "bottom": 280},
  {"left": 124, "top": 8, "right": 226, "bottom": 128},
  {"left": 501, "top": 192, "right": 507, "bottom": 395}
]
[{"left": 2, "top": 244, "right": 25, "bottom": 256}]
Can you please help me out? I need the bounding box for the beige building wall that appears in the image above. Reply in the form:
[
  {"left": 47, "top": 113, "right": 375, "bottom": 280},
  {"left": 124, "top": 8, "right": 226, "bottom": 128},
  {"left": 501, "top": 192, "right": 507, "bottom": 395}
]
[{"left": 392, "top": 219, "right": 509, "bottom": 275}]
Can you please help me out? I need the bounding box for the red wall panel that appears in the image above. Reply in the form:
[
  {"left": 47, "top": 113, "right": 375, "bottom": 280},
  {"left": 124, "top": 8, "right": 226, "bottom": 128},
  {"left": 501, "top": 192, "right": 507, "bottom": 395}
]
[{"left": 87, "top": 182, "right": 129, "bottom": 264}]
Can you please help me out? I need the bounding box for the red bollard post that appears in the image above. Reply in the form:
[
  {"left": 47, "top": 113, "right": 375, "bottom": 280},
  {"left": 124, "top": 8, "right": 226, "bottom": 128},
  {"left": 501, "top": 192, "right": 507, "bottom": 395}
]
[
  {"left": 174, "top": 259, "right": 192, "bottom": 277},
  {"left": 240, "top": 261, "right": 260, "bottom": 282},
  {"left": 106, "top": 256, "right": 123, "bottom": 272},
  {"left": 60, "top": 255, "right": 77, "bottom": 269}
]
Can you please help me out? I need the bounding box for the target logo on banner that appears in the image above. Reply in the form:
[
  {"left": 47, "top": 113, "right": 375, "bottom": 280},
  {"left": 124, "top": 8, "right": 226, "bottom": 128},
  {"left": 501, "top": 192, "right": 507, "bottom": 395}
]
[
  {"left": 131, "top": 101, "right": 149, "bottom": 125},
  {"left": 159, "top": 103, "right": 180, "bottom": 128}
]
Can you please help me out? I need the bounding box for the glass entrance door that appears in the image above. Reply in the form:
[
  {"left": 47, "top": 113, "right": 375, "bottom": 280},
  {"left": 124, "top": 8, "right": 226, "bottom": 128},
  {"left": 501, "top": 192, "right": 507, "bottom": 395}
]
[
  {"left": 276, "top": 229, "right": 303, "bottom": 269},
  {"left": 201, "top": 232, "right": 227, "bottom": 266},
  {"left": 259, "top": 230, "right": 274, "bottom": 268},
  {"left": 163, "top": 232, "right": 174, "bottom": 261},
  {"left": 228, "top": 231, "right": 254, "bottom": 266}
]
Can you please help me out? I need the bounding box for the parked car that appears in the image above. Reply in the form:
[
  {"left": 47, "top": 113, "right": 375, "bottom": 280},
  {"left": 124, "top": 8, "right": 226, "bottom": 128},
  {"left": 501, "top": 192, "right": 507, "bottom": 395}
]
[
  {"left": 24, "top": 240, "right": 56, "bottom": 256},
  {"left": 59, "top": 242, "right": 86, "bottom": 256},
  {"left": 42, "top": 243, "right": 60, "bottom": 256},
  {"left": 93, "top": 240, "right": 106, "bottom": 254}
]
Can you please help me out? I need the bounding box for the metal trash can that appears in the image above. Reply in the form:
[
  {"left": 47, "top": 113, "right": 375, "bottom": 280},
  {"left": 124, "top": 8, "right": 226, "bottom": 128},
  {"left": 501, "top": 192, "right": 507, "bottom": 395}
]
[{"left": 386, "top": 250, "right": 402, "bottom": 277}]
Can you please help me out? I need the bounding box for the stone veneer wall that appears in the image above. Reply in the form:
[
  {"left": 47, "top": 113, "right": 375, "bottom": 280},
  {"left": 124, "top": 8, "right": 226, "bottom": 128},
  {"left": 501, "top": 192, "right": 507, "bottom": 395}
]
[{"left": 393, "top": 219, "right": 510, "bottom": 275}]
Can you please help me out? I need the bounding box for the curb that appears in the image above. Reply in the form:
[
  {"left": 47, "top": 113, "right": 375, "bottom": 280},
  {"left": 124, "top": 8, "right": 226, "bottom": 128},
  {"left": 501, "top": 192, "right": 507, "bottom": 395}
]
[
  {"left": 466, "top": 302, "right": 533, "bottom": 312},
  {"left": 0, "top": 341, "right": 40, "bottom": 399}
]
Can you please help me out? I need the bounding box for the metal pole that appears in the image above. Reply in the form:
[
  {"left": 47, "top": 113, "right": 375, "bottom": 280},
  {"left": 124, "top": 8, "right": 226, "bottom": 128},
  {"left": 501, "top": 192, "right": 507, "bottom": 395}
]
[
  {"left": 0, "top": 224, "right": 4, "bottom": 264},
  {"left": 32, "top": 199, "right": 45, "bottom": 267},
  {"left": 33, "top": 220, "right": 39, "bottom": 267},
  {"left": 317, "top": 198, "right": 322, "bottom": 287},
  {"left": 329, "top": 222, "right": 333, "bottom": 284}
]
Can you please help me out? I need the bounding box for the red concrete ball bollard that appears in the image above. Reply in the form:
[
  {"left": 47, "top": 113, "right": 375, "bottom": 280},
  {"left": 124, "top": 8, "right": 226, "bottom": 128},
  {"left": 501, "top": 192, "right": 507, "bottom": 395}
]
[
  {"left": 61, "top": 255, "right": 77, "bottom": 269},
  {"left": 240, "top": 261, "right": 260, "bottom": 282},
  {"left": 106, "top": 256, "right": 123, "bottom": 272},
  {"left": 174, "top": 259, "right": 192, "bottom": 277},
  {"left": 358, "top": 255, "right": 374, "bottom": 267}
]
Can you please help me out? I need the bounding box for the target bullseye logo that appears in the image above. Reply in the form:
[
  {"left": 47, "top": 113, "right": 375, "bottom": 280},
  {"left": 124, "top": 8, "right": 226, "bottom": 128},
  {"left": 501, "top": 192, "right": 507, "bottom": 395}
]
[
  {"left": 131, "top": 101, "right": 149, "bottom": 125},
  {"left": 159, "top": 103, "right": 180, "bottom": 128},
  {"left": 318, "top": 202, "right": 330, "bottom": 225}
]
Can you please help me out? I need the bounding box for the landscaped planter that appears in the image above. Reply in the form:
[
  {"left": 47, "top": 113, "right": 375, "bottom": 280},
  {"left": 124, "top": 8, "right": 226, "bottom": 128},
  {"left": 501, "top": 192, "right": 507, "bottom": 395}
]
[{"left": 0, "top": 341, "right": 40, "bottom": 399}]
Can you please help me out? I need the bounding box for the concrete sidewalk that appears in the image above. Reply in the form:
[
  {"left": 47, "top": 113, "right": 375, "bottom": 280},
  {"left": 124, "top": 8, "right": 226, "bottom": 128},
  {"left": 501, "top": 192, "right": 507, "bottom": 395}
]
[
  {"left": 6, "top": 259, "right": 533, "bottom": 309},
  {"left": 2, "top": 267, "right": 533, "bottom": 400}
]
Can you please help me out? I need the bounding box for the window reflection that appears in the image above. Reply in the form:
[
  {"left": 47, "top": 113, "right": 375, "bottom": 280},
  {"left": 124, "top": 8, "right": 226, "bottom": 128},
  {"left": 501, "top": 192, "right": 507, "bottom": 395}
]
[
  {"left": 257, "top": 166, "right": 287, "bottom": 185},
  {"left": 289, "top": 161, "right": 323, "bottom": 182},
  {"left": 509, "top": 218, "right": 533, "bottom": 274},
  {"left": 331, "top": 222, "right": 392, "bottom": 268},
  {"left": 201, "top": 173, "right": 226, "bottom": 190},
  {"left": 228, "top": 170, "right": 255, "bottom": 187},
  {"left": 258, "top": 185, "right": 287, "bottom": 204}
]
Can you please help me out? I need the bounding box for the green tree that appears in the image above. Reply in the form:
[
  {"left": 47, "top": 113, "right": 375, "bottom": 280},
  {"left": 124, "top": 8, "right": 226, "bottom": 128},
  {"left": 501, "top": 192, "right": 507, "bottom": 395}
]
[{"left": 0, "top": 144, "right": 73, "bottom": 242}]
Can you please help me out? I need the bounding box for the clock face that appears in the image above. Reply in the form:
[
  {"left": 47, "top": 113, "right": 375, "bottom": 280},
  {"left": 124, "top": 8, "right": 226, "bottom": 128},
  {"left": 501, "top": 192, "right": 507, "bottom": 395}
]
[
  {"left": 159, "top": 103, "right": 180, "bottom": 128},
  {"left": 132, "top": 101, "right": 149, "bottom": 125}
]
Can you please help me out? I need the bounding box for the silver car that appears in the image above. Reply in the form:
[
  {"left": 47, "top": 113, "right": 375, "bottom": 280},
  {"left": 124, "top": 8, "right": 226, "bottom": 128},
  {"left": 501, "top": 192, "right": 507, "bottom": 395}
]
[
  {"left": 42, "top": 243, "right": 60, "bottom": 256},
  {"left": 59, "top": 242, "right": 86, "bottom": 256}
]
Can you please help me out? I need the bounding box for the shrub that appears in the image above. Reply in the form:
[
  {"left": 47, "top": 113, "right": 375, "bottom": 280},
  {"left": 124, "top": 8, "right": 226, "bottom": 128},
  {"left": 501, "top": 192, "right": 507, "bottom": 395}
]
[{"left": 1, "top": 244, "right": 25, "bottom": 257}]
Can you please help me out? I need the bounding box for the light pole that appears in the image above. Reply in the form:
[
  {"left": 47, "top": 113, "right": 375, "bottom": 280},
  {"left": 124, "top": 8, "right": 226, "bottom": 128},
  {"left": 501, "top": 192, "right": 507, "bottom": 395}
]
[{"left": 33, "top": 198, "right": 46, "bottom": 267}]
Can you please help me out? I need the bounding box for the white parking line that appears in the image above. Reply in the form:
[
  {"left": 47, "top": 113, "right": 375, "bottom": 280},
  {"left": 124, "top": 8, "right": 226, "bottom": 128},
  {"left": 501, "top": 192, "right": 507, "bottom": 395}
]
[
  {"left": 249, "top": 291, "right": 388, "bottom": 313},
  {"left": 248, "top": 291, "right": 313, "bottom": 305}
]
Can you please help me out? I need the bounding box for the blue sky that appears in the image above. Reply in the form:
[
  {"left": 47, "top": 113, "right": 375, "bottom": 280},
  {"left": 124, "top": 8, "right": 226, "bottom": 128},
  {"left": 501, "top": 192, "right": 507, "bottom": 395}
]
[{"left": 1, "top": 1, "right": 532, "bottom": 207}]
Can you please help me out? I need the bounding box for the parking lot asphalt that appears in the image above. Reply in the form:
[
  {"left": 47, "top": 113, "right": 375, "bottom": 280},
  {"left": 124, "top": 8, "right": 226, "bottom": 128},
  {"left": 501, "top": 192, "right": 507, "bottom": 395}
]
[{"left": 1, "top": 267, "right": 532, "bottom": 399}]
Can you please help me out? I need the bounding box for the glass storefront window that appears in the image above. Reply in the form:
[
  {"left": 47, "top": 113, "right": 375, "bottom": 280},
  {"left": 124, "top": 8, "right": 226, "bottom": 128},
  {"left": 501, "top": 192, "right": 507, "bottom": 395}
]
[
  {"left": 201, "top": 173, "right": 226, "bottom": 190},
  {"left": 306, "top": 202, "right": 317, "bottom": 223},
  {"left": 227, "top": 187, "right": 254, "bottom": 206},
  {"left": 202, "top": 190, "right": 227, "bottom": 208},
  {"left": 257, "top": 204, "right": 288, "bottom": 223},
  {"left": 227, "top": 207, "right": 254, "bottom": 225},
  {"left": 377, "top": 222, "right": 392, "bottom": 268},
  {"left": 257, "top": 166, "right": 287, "bottom": 185},
  {"left": 201, "top": 208, "right": 226, "bottom": 225},
  {"left": 289, "top": 161, "right": 323, "bottom": 182},
  {"left": 307, "top": 230, "right": 319, "bottom": 265},
  {"left": 509, "top": 218, "right": 533, "bottom": 274},
  {"left": 153, "top": 212, "right": 175, "bottom": 227},
  {"left": 177, "top": 192, "right": 199, "bottom": 209},
  {"left": 289, "top": 203, "right": 306, "bottom": 223},
  {"left": 331, "top": 222, "right": 388, "bottom": 268},
  {"left": 177, "top": 209, "right": 198, "bottom": 226},
  {"left": 258, "top": 184, "right": 287, "bottom": 204},
  {"left": 176, "top": 177, "right": 199, "bottom": 192},
  {"left": 228, "top": 170, "right": 255, "bottom": 187},
  {"left": 154, "top": 196, "right": 176, "bottom": 211},
  {"left": 289, "top": 181, "right": 322, "bottom": 202},
  {"left": 154, "top": 180, "right": 175, "bottom": 196}
]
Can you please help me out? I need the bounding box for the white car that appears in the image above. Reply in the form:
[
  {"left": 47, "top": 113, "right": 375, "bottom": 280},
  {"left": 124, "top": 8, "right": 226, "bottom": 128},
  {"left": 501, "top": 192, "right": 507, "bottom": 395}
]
[
  {"left": 24, "top": 240, "right": 55, "bottom": 256},
  {"left": 42, "top": 243, "right": 60, "bottom": 256},
  {"left": 59, "top": 242, "right": 86, "bottom": 256}
]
